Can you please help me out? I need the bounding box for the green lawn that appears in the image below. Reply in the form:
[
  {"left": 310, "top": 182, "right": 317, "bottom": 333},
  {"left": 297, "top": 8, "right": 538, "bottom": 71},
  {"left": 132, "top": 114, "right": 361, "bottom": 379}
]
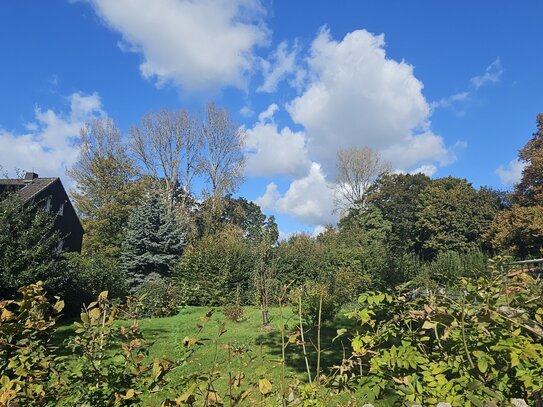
[{"left": 55, "top": 306, "right": 358, "bottom": 405}]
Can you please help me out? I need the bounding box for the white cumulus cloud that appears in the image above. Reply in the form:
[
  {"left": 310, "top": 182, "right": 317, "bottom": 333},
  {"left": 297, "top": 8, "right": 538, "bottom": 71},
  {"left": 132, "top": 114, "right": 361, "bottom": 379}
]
[
  {"left": 256, "top": 162, "right": 337, "bottom": 225},
  {"left": 286, "top": 27, "right": 455, "bottom": 174},
  {"left": 245, "top": 104, "right": 311, "bottom": 177},
  {"left": 90, "top": 0, "right": 269, "bottom": 93},
  {"left": 496, "top": 158, "right": 525, "bottom": 187},
  {"left": 409, "top": 164, "right": 438, "bottom": 177},
  {"left": 0, "top": 92, "right": 104, "bottom": 180}
]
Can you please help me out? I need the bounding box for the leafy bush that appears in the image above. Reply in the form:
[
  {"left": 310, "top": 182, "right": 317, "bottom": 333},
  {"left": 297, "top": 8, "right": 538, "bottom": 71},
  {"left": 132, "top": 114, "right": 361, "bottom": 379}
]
[
  {"left": 60, "top": 289, "right": 172, "bottom": 406},
  {"left": 0, "top": 282, "right": 64, "bottom": 406},
  {"left": 65, "top": 252, "right": 128, "bottom": 307},
  {"left": 413, "top": 249, "right": 488, "bottom": 288},
  {"left": 291, "top": 281, "right": 339, "bottom": 326},
  {"left": 222, "top": 288, "right": 244, "bottom": 322},
  {"left": 0, "top": 282, "right": 173, "bottom": 406},
  {"left": 175, "top": 225, "right": 255, "bottom": 306},
  {"left": 134, "top": 273, "right": 189, "bottom": 318},
  {"left": 342, "top": 258, "right": 543, "bottom": 405}
]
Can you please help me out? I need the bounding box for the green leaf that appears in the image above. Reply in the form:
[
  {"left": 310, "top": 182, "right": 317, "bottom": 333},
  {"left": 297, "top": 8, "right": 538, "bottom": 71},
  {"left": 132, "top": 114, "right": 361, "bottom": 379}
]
[
  {"left": 477, "top": 358, "right": 488, "bottom": 374},
  {"left": 333, "top": 328, "right": 347, "bottom": 342},
  {"left": 422, "top": 320, "right": 437, "bottom": 330},
  {"left": 53, "top": 300, "right": 64, "bottom": 313}
]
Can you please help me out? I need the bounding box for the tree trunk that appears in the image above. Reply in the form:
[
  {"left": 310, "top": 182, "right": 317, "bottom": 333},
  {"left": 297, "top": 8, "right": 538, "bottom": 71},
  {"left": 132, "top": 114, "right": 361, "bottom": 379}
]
[{"left": 261, "top": 306, "right": 270, "bottom": 326}]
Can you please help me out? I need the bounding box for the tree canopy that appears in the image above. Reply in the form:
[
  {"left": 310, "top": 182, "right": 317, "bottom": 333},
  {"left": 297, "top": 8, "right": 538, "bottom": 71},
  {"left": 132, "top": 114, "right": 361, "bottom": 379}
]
[{"left": 68, "top": 118, "right": 143, "bottom": 257}]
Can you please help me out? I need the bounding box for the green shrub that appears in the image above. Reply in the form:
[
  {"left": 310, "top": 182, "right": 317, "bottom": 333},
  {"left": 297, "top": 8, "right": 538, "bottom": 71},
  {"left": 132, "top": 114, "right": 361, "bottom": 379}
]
[
  {"left": 65, "top": 252, "right": 128, "bottom": 306},
  {"left": 291, "top": 281, "right": 338, "bottom": 326},
  {"left": 344, "top": 259, "right": 543, "bottom": 405},
  {"left": 0, "top": 282, "right": 173, "bottom": 406},
  {"left": 134, "top": 273, "right": 189, "bottom": 318},
  {"left": 60, "top": 290, "right": 172, "bottom": 406},
  {"left": 175, "top": 225, "right": 255, "bottom": 306},
  {"left": 222, "top": 288, "right": 244, "bottom": 322},
  {"left": 0, "top": 282, "right": 64, "bottom": 406},
  {"left": 415, "top": 249, "right": 488, "bottom": 288}
]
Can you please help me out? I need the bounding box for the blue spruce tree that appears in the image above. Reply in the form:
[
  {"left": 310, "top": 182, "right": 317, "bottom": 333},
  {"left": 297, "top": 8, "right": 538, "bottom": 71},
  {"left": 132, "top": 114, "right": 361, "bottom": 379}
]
[{"left": 121, "top": 193, "right": 185, "bottom": 291}]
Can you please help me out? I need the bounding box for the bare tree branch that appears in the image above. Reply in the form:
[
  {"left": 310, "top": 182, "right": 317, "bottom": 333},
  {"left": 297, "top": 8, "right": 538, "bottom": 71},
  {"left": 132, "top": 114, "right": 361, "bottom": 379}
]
[
  {"left": 334, "top": 146, "right": 391, "bottom": 213},
  {"left": 199, "top": 102, "right": 246, "bottom": 198},
  {"left": 130, "top": 109, "right": 201, "bottom": 206}
]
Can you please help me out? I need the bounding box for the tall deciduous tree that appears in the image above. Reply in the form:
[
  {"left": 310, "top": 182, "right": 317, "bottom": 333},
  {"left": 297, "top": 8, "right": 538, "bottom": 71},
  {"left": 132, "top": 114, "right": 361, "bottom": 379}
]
[
  {"left": 484, "top": 205, "right": 543, "bottom": 257},
  {"left": 366, "top": 173, "right": 431, "bottom": 255},
  {"left": 485, "top": 113, "right": 543, "bottom": 257},
  {"left": 196, "top": 195, "right": 273, "bottom": 242},
  {"left": 334, "top": 147, "right": 391, "bottom": 213},
  {"left": 199, "top": 103, "right": 246, "bottom": 198},
  {"left": 513, "top": 114, "right": 543, "bottom": 206},
  {"left": 68, "top": 118, "right": 142, "bottom": 256},
  {"left": 416, "top": 177, "right": 500, "bottom": 259},
  {"left": 130, "top": 109, "right": 201, "bottom": 206},
  {"left": 121, "top": 194, "right": 185, "bottom": 291}
]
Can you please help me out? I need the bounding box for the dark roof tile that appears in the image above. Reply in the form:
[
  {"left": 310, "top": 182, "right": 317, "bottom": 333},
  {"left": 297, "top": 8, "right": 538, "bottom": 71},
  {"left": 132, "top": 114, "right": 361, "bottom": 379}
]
[{"left": 0, "top": 177, "right": 58, "bottom": 202}]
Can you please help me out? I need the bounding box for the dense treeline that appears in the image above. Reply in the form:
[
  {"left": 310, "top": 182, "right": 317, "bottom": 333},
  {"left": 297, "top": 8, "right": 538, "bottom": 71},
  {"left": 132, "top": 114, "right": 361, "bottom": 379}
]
[{"left": 1, "top": 110, "right": 543, "bottom": 318}]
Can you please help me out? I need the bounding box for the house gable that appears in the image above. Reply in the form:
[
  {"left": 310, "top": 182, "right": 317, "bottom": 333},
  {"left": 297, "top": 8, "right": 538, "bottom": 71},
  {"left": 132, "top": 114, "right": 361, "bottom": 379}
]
[{"left": 0, "top": 172, "right": 84, "bottom": 253}]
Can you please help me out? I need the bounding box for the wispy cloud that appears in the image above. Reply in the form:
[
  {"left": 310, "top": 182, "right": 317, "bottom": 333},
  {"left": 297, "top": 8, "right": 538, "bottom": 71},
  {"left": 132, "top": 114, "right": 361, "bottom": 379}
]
[
  {"left": 431, "top": 91, "right": 470, "bottom": 110},
  {"left": 432, "top": 58, "right": 504, "bottom": 112},
  {"left": 257, "top": 41, "right": 300, "bottom": 93},
  {"left": 471, "top": 58, "right": 503, "bottom": 89}
]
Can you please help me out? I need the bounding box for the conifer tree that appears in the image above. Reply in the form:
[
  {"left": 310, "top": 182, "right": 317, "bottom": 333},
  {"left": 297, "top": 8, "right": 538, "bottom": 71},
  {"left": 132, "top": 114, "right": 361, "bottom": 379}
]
[
  {"left": 121, "top": 194, "right": 185, "bottom": 291},
  {"left": 0, "top": 195, "right": 67, "bottom": 299}
]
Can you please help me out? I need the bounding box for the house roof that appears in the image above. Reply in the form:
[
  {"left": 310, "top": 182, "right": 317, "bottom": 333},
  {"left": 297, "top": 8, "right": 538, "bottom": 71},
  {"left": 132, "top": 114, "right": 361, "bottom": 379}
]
[{"left": 0, "top": 177, "right": 58, "bottom": 202}]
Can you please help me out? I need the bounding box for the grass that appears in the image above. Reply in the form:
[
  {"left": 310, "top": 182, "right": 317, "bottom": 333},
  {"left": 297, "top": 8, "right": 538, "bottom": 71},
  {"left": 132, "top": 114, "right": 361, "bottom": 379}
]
[{"left": 55, "top": 305, "right": 358, "bottom": 404}]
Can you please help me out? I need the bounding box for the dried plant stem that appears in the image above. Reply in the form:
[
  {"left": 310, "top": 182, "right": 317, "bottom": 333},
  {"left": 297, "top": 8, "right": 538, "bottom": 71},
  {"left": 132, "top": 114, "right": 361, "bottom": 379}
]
[
  {"left": 316, "top": 289, "right": 323, "bottom": 386},
  {"left": 298, "top": 291, "right": 313, "bottom": 385}
]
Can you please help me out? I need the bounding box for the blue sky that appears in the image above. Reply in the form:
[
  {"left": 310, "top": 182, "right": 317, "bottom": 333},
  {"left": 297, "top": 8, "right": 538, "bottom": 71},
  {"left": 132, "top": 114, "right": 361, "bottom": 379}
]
[{"left": 1, "top": 1, "right": 542, "bottom": 237}]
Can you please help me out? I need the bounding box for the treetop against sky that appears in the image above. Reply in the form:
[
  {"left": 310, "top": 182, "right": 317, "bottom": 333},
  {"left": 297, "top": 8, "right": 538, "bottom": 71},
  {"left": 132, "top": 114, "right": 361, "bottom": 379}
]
[{"left": 0, "top": 0, "right": 542, "bottom": 236}]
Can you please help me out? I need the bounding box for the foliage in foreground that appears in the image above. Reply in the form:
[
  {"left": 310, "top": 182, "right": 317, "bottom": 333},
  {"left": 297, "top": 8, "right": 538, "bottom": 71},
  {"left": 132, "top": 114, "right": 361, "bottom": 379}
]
[
  {"left": 342, "top": 258, "right": 543, "bottom": 405},
  {"left": 0, "top": 282, "right": 172, "bottom": 406},
  {"left": 1, "top": 263, "right": 542, "bottom": 406}
]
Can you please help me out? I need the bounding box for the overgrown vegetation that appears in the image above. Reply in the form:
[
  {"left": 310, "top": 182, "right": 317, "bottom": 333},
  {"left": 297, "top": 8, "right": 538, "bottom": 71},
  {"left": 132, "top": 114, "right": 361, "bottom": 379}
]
[
  {"left": 2, "top": 111, "right": 543, "bottom": 405},
  {"left": 2, "top": 260, "right": 542, "bottom": 405}
]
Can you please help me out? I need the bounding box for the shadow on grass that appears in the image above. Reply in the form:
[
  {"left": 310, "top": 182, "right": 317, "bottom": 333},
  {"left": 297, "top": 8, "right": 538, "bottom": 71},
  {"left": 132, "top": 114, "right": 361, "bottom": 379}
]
[
  {"left": 255, "top": 311, "right": 357, "bottom": 379},
  {"left": 52, "top": 319, "right": 172, "bottom": 357}
]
